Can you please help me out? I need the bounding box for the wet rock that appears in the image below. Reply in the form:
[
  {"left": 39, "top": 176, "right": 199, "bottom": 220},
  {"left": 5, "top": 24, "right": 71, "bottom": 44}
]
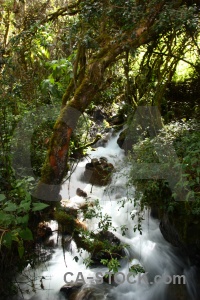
[
  {"left": 43, "top": 239, "right": 55, "bottom": 248},
  {"left": 117, "top": 128, "right": 133, "bottom": 154},
  {"left": 93, "top": 132, "right": 112, "bottom": 148},
  {"left": 91, "top": 231, "right": 124, "bottom": 264},
  {"left": 117, "top": 125, "right": 148, "bottom": 154},
  {"left": 62, "top": 199, "right": 94, "bottom": 213},
  {"left": 117, "top": 129, "right": 125, "bottom": 149},
  {"left": 91, "top": 158, "right": 100, "bottom": 166},
  {"left": 74, "top": 288, "right": 97, "bottom": 300},
  {"left": 99, "top": 157, "right": 108, "bottom": 164},
  {"left": 64, "top": 235, "right": 73, "bottom": 251},
  {"left": 82, "top": 285, "right": 116, "bottom": 300},
  {"left": 108, "top": 114, "right": 125, "bottom": 126},
  {"left": 159, "top": 215, "right": 184, "bottom": 249},
  {"left": 97, "top": 230, "right": 121, "bottom": 248},
  {"left": 76, "top": 188, "right": 87, "bottom": 198},
  {"left": 60, "top": 284, "right": 113, "bottom": 300},
  {"left": 85, "top": 162, "right": 94, "bottom": 170},
  {"left": 36, "top": 222, "right": 52, "bottom": 242},
  {"left": 150, "top": 205, "right": 160, "bottom": 219},
  {"left": 93, "top": 109, "right": 108, "bottom": 122},
  {"left": 62, "top": 199, "right": 85, "bottom": 218},
  {"left": 160, "top": 214, "right": 200, "bottom": 267},
  {"left": 83, "top": 158, "right": 114, "bottom": 186},
  {"left": 54, "top": 210, "right": 87, "bottom": 235},
  {"left": 60, "top": 282, "right": 83, "bottom": 299},
  {"left": 167, "top": 282, "right": 189, "bottom": 300}
]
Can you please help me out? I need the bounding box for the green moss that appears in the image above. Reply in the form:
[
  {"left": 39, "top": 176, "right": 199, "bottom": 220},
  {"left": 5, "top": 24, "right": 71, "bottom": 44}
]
[
  {"left": 54, "top": 210, "right": 76, "bottom": 233},
  {"left": 41, "top": 161, "right": 55, "bottom": 183}
]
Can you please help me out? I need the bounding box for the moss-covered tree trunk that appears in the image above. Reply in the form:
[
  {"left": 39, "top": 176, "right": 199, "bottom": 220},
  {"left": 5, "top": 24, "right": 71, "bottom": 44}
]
[{"left": 35, "top": 46, "right": 123, "bottom": 202}]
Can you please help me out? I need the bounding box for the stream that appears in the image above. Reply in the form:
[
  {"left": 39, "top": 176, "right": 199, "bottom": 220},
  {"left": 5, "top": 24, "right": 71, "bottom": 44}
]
[{"left": 13, "top": 130, "right": 199, "bottom": 300}]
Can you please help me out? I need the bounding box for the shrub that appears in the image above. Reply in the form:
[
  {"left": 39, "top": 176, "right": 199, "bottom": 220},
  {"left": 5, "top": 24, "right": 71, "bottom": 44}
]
[{"left": 128, "top": 119, "right": 200, "bottom": 217}]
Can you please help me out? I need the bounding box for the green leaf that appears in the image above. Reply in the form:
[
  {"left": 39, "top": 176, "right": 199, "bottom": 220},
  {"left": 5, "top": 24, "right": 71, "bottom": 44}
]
[
  {"left": 25, "top": 193, "right": 31, "bottom": 202},
  {"left": 0, "top": 194, "right": 6, "bottom": 201},
  {"left": 32, "top": 202, "right": 49, "bottom": 211},
  {"left": 16, "top": 214, "right": 29, "bottom": 225},
  {"left": 16, "top": 216, "right": 23, "bottom": 224},
  {"left": 129, "top": 264, "right": 145, "bottom": 274},
  {"left": 0, "top": 212, "right": 15, "bottom": 226},
  {"left": 21, "top": 214, "right": 29, "bottom": 224},
  {"left": 100, "top": 259, "right": 108, "bottom": 266},
  {"left": 18, "top": 199, "right": 31, "bottom": 212},
  {"left": 18, "top": 244, "right": 25, "bottom": 258},
  {"left": 4, "top": 201, "right": 18, "bottom": 212},
  {"left": 19, "top": 228, "right": 33, "bottom": 241},
  {"left": 11, "top": 234, "right": 19, "bottom": 242},
  {"left": 15, "top": 181, "right": 23, "bottom": 188},
  {"left": 2, "top": 232, "right": 12, "bottom": 248}
]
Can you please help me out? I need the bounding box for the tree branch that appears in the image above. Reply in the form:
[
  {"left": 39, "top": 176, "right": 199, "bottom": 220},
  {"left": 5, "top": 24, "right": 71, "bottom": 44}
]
[
  {"left": 45, "top": 0, "right": 81, "bottom": 22},
  {"left": 152, "top": 51, "right": 196, "bottom": 68}
]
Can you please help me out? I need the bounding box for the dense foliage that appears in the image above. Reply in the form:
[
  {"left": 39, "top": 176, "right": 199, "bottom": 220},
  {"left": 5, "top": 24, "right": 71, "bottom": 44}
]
[
  {"left": 0, "top": 0, "right": 200, "bottom": 297},
  {"left": 128, "top": 120, "right": 200, "bottom": 208}
]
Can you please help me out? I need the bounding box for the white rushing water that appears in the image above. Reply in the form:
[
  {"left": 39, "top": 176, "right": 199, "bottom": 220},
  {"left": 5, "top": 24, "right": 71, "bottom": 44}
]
[{"left": 14, "top": 130, "right": 198, "bottom": 300}]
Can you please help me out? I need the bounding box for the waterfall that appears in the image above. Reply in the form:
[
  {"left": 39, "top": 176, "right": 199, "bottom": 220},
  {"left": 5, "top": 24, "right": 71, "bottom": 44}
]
[{"left": 13, "top": 130, "right": 198, "bottom": 300}]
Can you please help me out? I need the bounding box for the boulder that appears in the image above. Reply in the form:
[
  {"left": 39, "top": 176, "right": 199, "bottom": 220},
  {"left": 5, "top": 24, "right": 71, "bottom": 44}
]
[
  {"left": 93, "top": 109, "right": 108, "bottom": 122},
  {"left": 63, "top": 235, "right": 73, "bottom": 251},
  {"left": 54, "top": 210, "right": 87, "bottom": 235},
  {"left": 91, "top": 231, "right": 124, "bottom": 264},
  {"left": 91, "top": 158, "right": 100, "bottom": 166},
  {"left": 43, "top": 239, "right": 55, "bottom": 248},
  {"left": 117, "top": 126, "right": 148, "bottom": 154},
  {"left": 36, "top": 222, "right": 52, "bottom": 242},
  {"left": 60, "top": 284, "right": 113, "bottom": 300},
  {"left": 73, "top": 288, "right": 97, "bottom": 300},
  {"left": 160, "top": 216, "right": 200, "bottom": 266},
  {"left": 99, "top": 157, "right": 108, "bottom": 164},
  {"left": 108, "top": 114, "right": 125, "bottom": 126},
  {"left": 159, "top": 215, "right": 183, "bottom": 248},
  {"left": 83, "top": 158, "right": 114, "bottom": 186},
  {"left": 93, "top": 132, "right": 111, "bottom": 148},
  {"left": 117, "top": 128, "right": 133, "bottom": 154},
  {"left": 76, "top": 188, "right": 87, "bottom": 198},
  {"left": 166, "top": 281, "right": 189, "bottom": 300},
  {"left": 150, "top": 205, "right": 160, "bottom": 219},
  {"left": 60, "top": 282, "right": 83, "bottom": 299}
]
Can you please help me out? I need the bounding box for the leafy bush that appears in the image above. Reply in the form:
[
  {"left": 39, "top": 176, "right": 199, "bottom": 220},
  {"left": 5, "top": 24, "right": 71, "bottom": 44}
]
[
  {"left": 128, "top": 119, "right": 200, "bottom": 217},
  {"left": 0, "top": 187, "right": 49, "bottom": 258}
]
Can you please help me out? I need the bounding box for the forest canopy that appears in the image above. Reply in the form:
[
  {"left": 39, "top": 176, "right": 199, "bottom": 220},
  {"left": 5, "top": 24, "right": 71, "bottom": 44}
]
[
  {"left": 0, "top": 0, "right": 200, "bottom": 298},
  {"left": 2, "top": 0, "right": 199, "bottom": 198}
]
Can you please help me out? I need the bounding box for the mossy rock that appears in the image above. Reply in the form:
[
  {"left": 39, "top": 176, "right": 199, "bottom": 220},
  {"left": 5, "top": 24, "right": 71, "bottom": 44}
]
[
  {"left": 90, "top": 231, "right": 125, "bottom": 264},
  {"left": 54, "top": 210, "right": 86, "bottom": 234}
]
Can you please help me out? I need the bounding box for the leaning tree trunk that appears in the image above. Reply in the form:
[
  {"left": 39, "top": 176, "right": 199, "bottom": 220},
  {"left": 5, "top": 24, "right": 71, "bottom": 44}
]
[
  {"left": 35, "top": 46, "right": 123, "bottom": 202},
  {"left": 35, "top": 0, "right": 177, "bottom": 203}
]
